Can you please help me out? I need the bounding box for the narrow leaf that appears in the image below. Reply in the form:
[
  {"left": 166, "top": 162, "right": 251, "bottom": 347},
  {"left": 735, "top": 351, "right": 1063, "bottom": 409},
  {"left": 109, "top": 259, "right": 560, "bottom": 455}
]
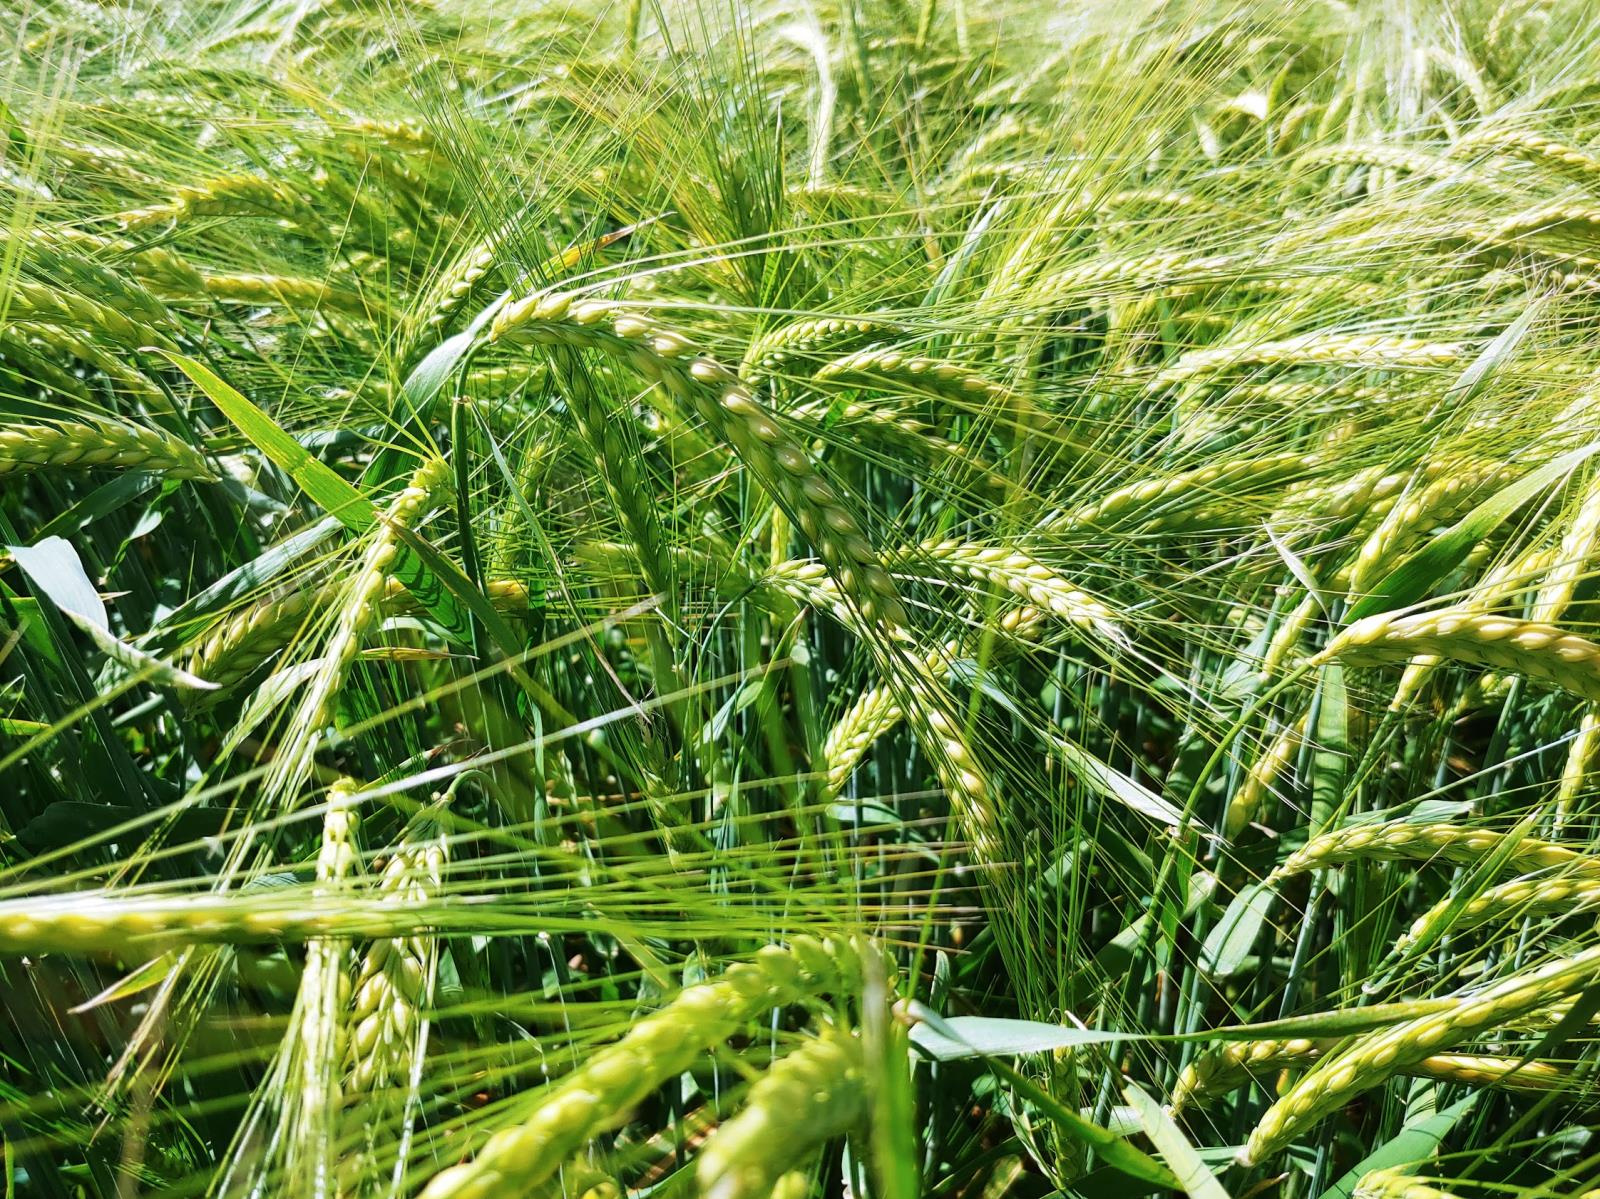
[
  {"left": 909, "top": 1015, "right": 1135, "bottom": 1061},
  {"left": 1200, "top": 881, "right": 1276, "bottom": 978},
  {"left": 1123, "top": 1082, "right": 1232, "bottom": 1199},
  {"left": 162, "top": 351, "right": 376, "bottom": 532},
  {"left": 1348, "top": 441, "right": 1600, "bottom": 622},
  {"left": 1316, "top": 1096, "right": 1476, "bottom": 1199}
]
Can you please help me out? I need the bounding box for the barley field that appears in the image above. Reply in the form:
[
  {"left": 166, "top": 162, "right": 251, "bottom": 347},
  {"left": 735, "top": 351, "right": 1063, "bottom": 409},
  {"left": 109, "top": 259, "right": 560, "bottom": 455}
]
[{"left": 4, "top": 0, "right": 1600, "bottom": 1196}]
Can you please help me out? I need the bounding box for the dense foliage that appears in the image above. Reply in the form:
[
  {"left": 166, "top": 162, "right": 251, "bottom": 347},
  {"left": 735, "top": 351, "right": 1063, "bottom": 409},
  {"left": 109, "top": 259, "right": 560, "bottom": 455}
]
[{"left": 4, "top": 0, "right": 1600, "bottom": 1196}]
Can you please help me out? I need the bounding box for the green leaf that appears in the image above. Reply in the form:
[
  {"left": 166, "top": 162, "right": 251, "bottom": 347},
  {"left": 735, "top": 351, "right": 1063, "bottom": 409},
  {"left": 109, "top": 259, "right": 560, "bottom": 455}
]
[
  {"left": 1200, "top": 880, "right": 1275, "bottom": 978},
  {"left": 8, "top": 537, "right": 108, "bottom": 630},
  {"left": 73, "top": 614, "right": 218, "bottom": 691},
  {"left": 0, "top": 592, "right": 55, "bottom": 664},
  {"left": 909, "top": 1013, "right": 1135, "bottom": 1061},
  {"left": 9, "top": 536, "right": 215, "bottom": 690},
  {"left": 1054, "top": 735, "right": 1183, "bottom": 828},
  {"left": 1347, "top": 441, "right": 1600, "bottom": 622},
  {"left": 32, "top": 473, "right": 163, "bottom": 543},
  {"left": 1123, "top": 1082, "right": 1232, "bottom": 1199},
  {"left": 984, "top": 1055, "right": 1179, "bottom": 1189},
  {"left": 1316, "top": 1096, "right": 1476, "bottom": 1199},
  {"left": 1310, "top": 663, "right": 1348, "bottom": 828},
  {"left": 161, "top": 351, "right": 377, "bottom": 533},
  {"left": 165, "top": 353, "right": 474, "bottom": 645},
  {"left": 143, "top": 516, "right": 343, "bottom": 652}
]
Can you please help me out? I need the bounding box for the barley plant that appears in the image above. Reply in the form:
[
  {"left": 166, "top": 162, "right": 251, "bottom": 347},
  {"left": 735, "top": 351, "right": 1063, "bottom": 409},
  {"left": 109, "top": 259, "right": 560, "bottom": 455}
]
[{"left": 9, "top": 0, "right": 1600, "bottom": 1197}]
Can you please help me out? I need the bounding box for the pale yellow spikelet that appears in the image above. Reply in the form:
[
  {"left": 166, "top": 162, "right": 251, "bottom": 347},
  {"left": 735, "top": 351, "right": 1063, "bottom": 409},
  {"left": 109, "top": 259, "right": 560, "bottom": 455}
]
[
  {"left": 1455, "top": 127, "right": 1600, "bottom": 182},
  {"left": 7, "top": 278, "right": 177, "bottom": 350},
  {"left": 1532, "top": 469, "right": 1600, "bottom": 623},
  {"left": 416, "top": 936, "right": 864, "bottom": 1199},
  {"left": 251, "top": 458, "right": 453, "bottom": 811},
  {"left": 1314, "top": 609, "right": 1600, "bottom": 704},
  {"left": 1340, "top": 465, "right": 1516, "bottom": 596},
  {"left": 1224, "top": 713, "right": 1308, "bottom": 839},
  {"left": 188, "top": 271, "right": 377, "bottom": 317},
  {"left": 1155, "top": 334, "right": 1465, "bottom": 394},
  {"left": 1389, "top": 544, "right": 1562, "bottom": 711},
  {"left": 185, "top": 577, "right": 529, "bottom": 689},
  {"left": 1557, "top": 707, "right": 1600, "bottom": 815},
  {"left": 115, "top": 173, "right": 309, "bottom": 231},
  {"left": 820, "top": 606, "right": 1044, "bottom": 799},
  {"left": 912, "top": 540, "right": 1127, "bottom": 645},
  {"left": 0, "top": 886, "right": 450, "bottom": 955},
  {"left": 787, "top": 397, "right": 1007, "bottom": 491},
  {"left": 1027, "top": 251, "right": 1242, "bottom": 310},
  {"left": 1239, "top": 944, "right": 1600, "bottom": 1164},
  {"left": 1354, "top": 1168, "right": 1463, "bottom": 1199},
  {"left": 285, "top": 780, "right": 363, "bottom": 1194},
  {"left": 1174, "top": 1037, "right": 1568, "bottom": 1115},
  {"left": 1048, "top": 453, "right": 1320, "bottom": 533},
  {"left": 344, "top": 837, "right": 445, "bottom": 1094},
  {"left": 0, "top": 418, "right": 214, "bottom": 481},
  {"left": 1296, "top": 143, "right": 1476, "bottom": 180},
  {"left": 695, "top": 1030, "right": 865, "bottom": 1199},
  {"left": 339, "top": 820, "right": 448, "bottom": 1197},
  {"left": 1273, "top": 821, "right": 1599, "bottom": 881},
  {"left": 488, "top": 291, "right": 908, "bottom": 627},
  {"left": 1397, "top": 872, "right": 1600, "bottom": 953},
  {"left": 1476, "top": 202, "right": 1600, "bottom": 245},
  {"left": 813, "top": 347, "right": 1010, "bottom": 403},
  {"left": 742, "top": 316, "right": 895, "bottom": 381}
]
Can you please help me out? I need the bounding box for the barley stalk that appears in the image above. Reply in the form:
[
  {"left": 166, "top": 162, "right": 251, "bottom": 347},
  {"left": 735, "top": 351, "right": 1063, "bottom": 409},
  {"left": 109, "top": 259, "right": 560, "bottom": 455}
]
[
  {"left": 1239, "top": 944, "right": 1600, "bottom": 1163},
  {"left": 0, "top": 418, "right": 215, "bottom": 481},
  {"left": 1272, "top": 822, "right": 1599, "bottom": 881},
  {"left": 695, "top": 1030, "right": 866, "bottom": 1199},
  {"left": 416, "top": 936, "right": 864, "bottom": 1199}
]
